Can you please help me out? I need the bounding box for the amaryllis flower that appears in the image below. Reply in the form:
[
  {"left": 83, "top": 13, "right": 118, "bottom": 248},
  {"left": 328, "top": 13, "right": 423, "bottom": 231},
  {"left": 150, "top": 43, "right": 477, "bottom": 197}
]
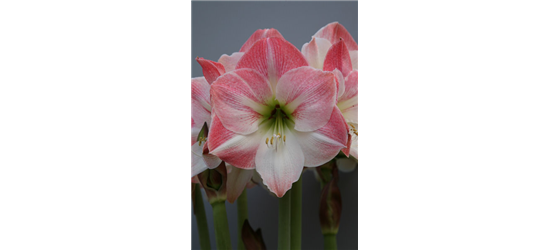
[
  {"left": 207, "top": 37, "right": 348, "bottom": 197},
  {"left": 302, "top": 22, "right": 359, "bottom": 165},
  {"left": 192, "top": 29, "right": 283, "bottom": 198}
]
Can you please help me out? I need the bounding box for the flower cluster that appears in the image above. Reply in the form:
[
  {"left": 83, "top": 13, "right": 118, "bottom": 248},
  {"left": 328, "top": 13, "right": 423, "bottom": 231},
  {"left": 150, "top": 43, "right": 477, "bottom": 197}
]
[{"left": 191, "top": 22, "right": 358, "bottom": 199}]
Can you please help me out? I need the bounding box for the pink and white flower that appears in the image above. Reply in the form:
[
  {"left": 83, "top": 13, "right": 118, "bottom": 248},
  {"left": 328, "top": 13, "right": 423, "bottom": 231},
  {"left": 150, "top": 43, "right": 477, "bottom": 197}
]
[
  {"left": 193, "top": 29, "right": 284, "bottom": 200},
  {"left": 207, "top": 37, "right": 348, "bottom": 197},
  {"left": 302, "top": 22, "right": 358, "bottom": 166}
]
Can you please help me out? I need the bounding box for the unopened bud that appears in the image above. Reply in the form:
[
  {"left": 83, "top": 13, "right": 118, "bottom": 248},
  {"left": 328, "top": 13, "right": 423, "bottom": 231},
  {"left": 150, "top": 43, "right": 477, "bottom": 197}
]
[
  {"left": 241, "top": 219, "right": 267, "bottom": 250},
  {"left": 197, "top": 162, "right": 227, "bottom": 204}
]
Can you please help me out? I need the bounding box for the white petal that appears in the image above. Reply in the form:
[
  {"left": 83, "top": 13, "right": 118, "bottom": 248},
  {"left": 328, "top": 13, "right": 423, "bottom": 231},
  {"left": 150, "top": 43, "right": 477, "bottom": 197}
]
[{"left": 255, "top": 127, "right": 304, "bottom": 197}]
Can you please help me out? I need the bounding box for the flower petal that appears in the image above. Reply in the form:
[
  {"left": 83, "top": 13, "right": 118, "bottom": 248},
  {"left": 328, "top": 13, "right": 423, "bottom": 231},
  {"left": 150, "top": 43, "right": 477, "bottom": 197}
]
[
  {"left": 191, "top": 77, "right": 211, "bottom": 144},
  {"left": 191, "top": 152, "right": 208, "bottom": 177},
  {"left": 255, "top": 126, "right": 304, "bottom": 197},
  {"left": 293, "top": 107, "right": 348, "bottom": 167},
  {"left": 341, "top": 131, "right": 353, "bottom": 157},
  {"left": 333, "top": 69, "right": 345, "bottom": 100},
  {"left": 301, "top": 37, "right": 332, "bottom": 70},
  {"left": 210, "top": 69, "right": 273, "bottom": 135},
  {"left": 313, "top": 22, "right": 358, "bottom": 50},
  {"left": 226, "top": 165, "right": 254, "bottom": 203},
  {"left": 196, "top": 57, "right": 226, "bottom": 85},
  {"left": 208, "top": 114, "right": 266, "bottom": 170},
  {"left": 276, "top": 66, "right": 337, "bottom": 132},
  {"left": 349, "top": 50, "right": 358, "bottom": 70},
  {"left": 236, "top": 37, "right": 308, "bottom": 91},
  {"left": 239, "top": 28, "right": 284, "bottom": 53},
  {"left": 191, "top": 77, "right": 212, "bottom": 111},
  {"left": 323, "top": 40, "right": 353, "bottom": 77},
  {"left": 338, "top": 70, "right": 358, "bottom": 123},
  {"left": 191, "top": 142, "right": 222, "bottom": 177},
  {"left": 218, "top": 52, "right": 244, "bottom": 72}
]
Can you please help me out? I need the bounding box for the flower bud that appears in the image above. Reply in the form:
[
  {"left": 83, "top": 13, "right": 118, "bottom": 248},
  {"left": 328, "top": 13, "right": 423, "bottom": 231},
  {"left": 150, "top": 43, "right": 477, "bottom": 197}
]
[
  {"left": 319, "top": 165, "right": 342, "bottom": 235},
  {"left": 197, "top": 162, "right": 227, "bottom": 204},
  {"left": 241, "top": 219, "right": 266, "bottom": 250}
]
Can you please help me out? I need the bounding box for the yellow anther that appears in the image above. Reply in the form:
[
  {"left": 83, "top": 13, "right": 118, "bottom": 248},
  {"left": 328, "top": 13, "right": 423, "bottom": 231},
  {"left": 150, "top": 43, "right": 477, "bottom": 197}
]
[
  {"left": 270, "top": 137, "right": 273, "bottom": 145},
  {"left": 265, "top": 138, "right": 269, "bottom": 145},
  {"left": 283, "top": 135, "right": 286, "bottom": 142}
]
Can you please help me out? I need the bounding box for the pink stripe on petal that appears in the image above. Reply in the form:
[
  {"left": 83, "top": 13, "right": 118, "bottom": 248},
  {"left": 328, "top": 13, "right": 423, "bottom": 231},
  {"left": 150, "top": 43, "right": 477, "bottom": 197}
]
[
  {"left": 191, "top": 77, "right": 212, "bottom": 144},
  {"left": 239, "top": 29, "right": 284, "bottom": 52},
  {"left": 208, "top": 114, "right": 264, "bottom": 170},
  {"left": 196, "top": 57, "right": 226, "bottom": 85},
  {"left": 276, "top": 67, "right": 337, "bottom": 132},
  {"left": 210, "top": 69, "right": 273, "bottom": 135},
  {"left": 294, "top": 107, "right": 348, "bottom": 167},
  {"left": 333, "top": 69, "right": 345, "bottom": 100},
  {"left": 313, "top": 22, "right": 358, "bottom": 50},
  {"left": 236, "top": 37, "right": 308, "bottom": 90},
  {"left": 323, "top": 40, "right": 353, "bottom": 77}
]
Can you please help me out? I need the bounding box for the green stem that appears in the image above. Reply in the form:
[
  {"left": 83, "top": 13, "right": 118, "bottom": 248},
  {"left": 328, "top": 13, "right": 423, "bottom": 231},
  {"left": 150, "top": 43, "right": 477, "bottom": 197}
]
[
  {"left": 237, "top": 189, "right": 248, "bottom": 250},
  {"left": 323, "top": 233, "right": 337, "bottom": 250},
  {"left": 193, "top": 184, "right": 211, "bottom": 250},
  {"left": 211, "top": 201, "right": 232, "bottom": 250},
  {"left": 278, "top": 190, "right": 292, "bottom": 250},
  {"left": 290, "top": 177, "right": 302, "bottom": 249}
]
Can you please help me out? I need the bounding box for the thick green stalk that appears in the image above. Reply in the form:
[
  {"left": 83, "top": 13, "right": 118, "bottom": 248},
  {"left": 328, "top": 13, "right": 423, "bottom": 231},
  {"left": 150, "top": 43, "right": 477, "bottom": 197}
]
[
  {"left": 290, "top": 177, "right": 302, "bottom": 249},
  {"left": 211, "top": 201, "right": 232, "bottom": 250},
  {"left": 237, "top": 189, "right": 248, "bottom": 250},
  {"left": 278, "top": 190, "right": 292, "bottom": 250},
  {"left": 193, "top": 185, "right": 211, "bottom": 250},
  {"left": 323, "top": 233, "right": 337, "bottom": 250}
]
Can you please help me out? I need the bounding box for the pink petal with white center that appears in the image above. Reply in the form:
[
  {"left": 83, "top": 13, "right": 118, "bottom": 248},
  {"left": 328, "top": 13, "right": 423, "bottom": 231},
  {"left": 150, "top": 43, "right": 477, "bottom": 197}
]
[
  {"left": 313, "top": 22, "right": 358, "bottom": 50},
  {"left": 293, "top": 107, "right": 348, "bottom": 167},
  {"left": 196, "top": 57, "right": 226, "bottom": 85},
  {"left": 218, "top": 52, "right": 244, "bottom": 72},
  {"left": 239, "top": 28, "right": 284, "bottom": 53},
  {"left": 338, "top": 70, "right": 358, "bottom": 123},
  {"left": 255, "top": 126, "right": 304, "bottom": 197},
  {"left": 236, "top": 37, "right": 308, "bottom": 91},
  {"left": 323, "top": 40, "right": 353, "bottom": 77},
  {"left": 210, "top": 69, "right": 273, "bottom": 135},
  {"left": 226, "top": 165, "right": 254, "bottom": 203},
  {"left": 208, "top": 114, "right": 266, "bottom": 170},
  {"left": 349, "top": 50, "right": 358, "bottom": 70},
  {"left": 276, "top": 66, "right": 337, "bottom": 132},
  {"left": 301, "top": 37, "right": 332, "bottom": 70}
]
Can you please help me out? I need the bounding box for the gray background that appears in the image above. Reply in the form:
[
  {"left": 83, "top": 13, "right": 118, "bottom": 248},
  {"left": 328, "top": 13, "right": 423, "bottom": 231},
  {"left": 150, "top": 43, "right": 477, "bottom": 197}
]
[
  {"left": 358, "top": 0, "right": 549, "bottom": 250},
  {"left": 192, "top": 1, "right": 358, "bottom": 249}
]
